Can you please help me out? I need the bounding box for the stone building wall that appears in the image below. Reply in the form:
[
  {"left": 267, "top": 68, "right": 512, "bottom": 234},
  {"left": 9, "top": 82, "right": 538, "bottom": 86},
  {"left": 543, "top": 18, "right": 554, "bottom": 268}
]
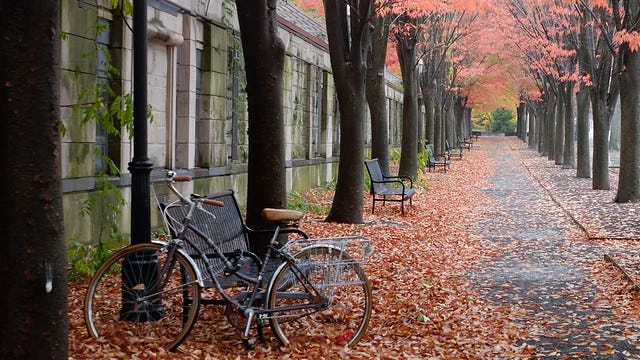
[{"left": 60, "top": 0, "right": 404, "bottom": 245}]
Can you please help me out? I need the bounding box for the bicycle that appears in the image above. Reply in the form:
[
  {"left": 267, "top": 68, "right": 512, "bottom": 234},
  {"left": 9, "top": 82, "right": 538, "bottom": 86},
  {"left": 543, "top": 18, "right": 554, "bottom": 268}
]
[{"left": 83, "top": 171, "right": 373, "bottom": 351}]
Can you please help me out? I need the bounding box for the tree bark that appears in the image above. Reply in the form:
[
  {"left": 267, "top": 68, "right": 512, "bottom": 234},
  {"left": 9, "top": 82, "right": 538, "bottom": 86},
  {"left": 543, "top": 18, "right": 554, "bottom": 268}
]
[
  {"left": 0, "top": 2, "right": 67, "bottom": 358},
  {"left": 610, "top": 98, "right": 621, "bottom": 151},
  {"left": 323, "top": 0, "right": 373, "bottom": 223},
  {"left": 563, "top": 82, "right": 575, "bottom": 169},
  {"left": 576, "top": 81, "right": 591, "bottom": 178},
  {"left": 591, "top": 95, "right": 610, "bottom": 190},
  {"left": 554, "top": 90, "right": 565, "bottom": 166},
  {"left": 616, "top": 22, "right": 640, "bottom": 201},
  {"left": 536, "top": 103, "right": 545, "bottom": 154},
  {"left": 236, "top": 0, "right": 287, "bottom": 255},
  {"left": 454, "top": 96, "right": 466, "bottom": 142},
  {"left": 517, "top": 101, "right": 526, "bottom": 141},
  {"left": 576, "top": 22, "right": 591, "bottom": 178},
  {"left": 423, "top": 91, "right": 434, "bottom": 145},
  {"left": 584, "top": 6, "right": 618, "bottom": 190},
  {"left": 366, "top": 13, "right": 390, "bottom": 173},
  {"left": 545, "top": 85, "right": 556, "bottom": 159},
  {"left": 396, "top": 27, "right": 419, "bottom": 179},
  {"left": 527, "top": 102, "right": 536, "bottom": 149},
  {"left": 432, "top": 63, "right": 447, "bottom": 154}
]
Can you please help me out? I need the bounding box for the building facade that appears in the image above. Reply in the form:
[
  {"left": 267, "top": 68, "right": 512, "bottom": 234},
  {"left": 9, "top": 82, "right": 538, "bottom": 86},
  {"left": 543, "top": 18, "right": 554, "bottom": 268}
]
[{"left": 60, "top": 0, "right": 404, "bottom": 245}]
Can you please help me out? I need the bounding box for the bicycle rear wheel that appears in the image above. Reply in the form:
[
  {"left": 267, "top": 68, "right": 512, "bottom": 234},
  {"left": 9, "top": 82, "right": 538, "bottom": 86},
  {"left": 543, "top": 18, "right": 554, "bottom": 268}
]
[
  {"left": 84, "top": 242, "right": 200, "bottom": 351},
  {"left": 266, "top": 245, "right": 372, "bottom": 347}
]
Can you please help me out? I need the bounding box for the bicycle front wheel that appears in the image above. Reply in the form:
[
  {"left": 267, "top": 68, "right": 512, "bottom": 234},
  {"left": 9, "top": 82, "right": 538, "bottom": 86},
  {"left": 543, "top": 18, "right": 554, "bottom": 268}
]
[
  {"left": 266, "top": 245, "right": 372, "bottom": 347},
  {"left": 84, "top": 242, "right": 201, "bottom": 351}
]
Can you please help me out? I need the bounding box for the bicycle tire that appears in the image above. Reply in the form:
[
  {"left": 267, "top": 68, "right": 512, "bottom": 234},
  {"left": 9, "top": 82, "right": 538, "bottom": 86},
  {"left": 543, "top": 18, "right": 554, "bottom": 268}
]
[
  {"left": 84, "top": 242, "right": 201, "bottom": 351},
  {"left": 266, "top": 245, "right": 372, "bottom": 347}
]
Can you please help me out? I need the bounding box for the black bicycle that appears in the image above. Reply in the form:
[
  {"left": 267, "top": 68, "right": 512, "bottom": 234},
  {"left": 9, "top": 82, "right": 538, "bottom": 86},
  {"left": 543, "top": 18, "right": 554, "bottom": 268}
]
[{"left": 84, "top": 171, "right": 373, "bottom": 350}]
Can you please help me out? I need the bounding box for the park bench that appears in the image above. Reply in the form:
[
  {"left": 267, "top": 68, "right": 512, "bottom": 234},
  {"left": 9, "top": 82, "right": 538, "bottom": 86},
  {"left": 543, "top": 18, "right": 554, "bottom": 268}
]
[
  {"left": 471, "top": 130, "right": 482, "bottom": 141},
  {"left": 445, "top": 139, "right": 464, "bottom": 159},
  {"left": 425, "top": 144, "right": 451, "bottom": 172},
  {"left": 160, "top": 190, "right": 307, "bottom": 305},
  {"left": 364, "top": 158, "right": 415, "bottom": 215},
  {"left": 457, "top": 135, "right": 472, "bottom": 151}
]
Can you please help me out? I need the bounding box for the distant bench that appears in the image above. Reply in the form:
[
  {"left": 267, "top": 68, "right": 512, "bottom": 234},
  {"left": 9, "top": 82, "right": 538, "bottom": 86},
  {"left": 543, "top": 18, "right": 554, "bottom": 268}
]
[
  {"left": 425, "top": 144, "right": 451, "bottom": 172},
  {"left": 457, "top": 135, "right": 472, "bottom": 151},
  {"left": 364, "top": 158, "right": 415, "bottom": 215}
]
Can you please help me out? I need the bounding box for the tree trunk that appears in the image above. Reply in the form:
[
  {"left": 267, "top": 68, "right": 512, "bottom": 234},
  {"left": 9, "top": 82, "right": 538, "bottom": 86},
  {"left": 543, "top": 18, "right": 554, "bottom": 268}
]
[
  {"left": 366, "top": 13, "right": 390, "bottom": 173},
  {"left": 396, "top": 29, "right": 419, "bottom": 179},
  {"left": 591, "top": 95, "right": 610, "bottom": 190},
  {"left": 433, "top": 102, "right": 444, "bottom": 154},
  {"left": 464, "top": 108, "right": 472, "bottom": 138},
  {"left": 545, "top": 88, "right": 556, "bottom": 159},
  {"left": 536, "top": 104, "right": 545, "bottom": 154},
  {"left": 527, "top": 103, "right": 536, "bottom": 149},
  {"left": 454, "top": 97, "right": 465, "bottom": 141},
  {"left": 323, "top": 0, "right": 372, "bottom": 223},
  {"left": 610, "top": 98, "right": 621, "bottom": 151},
  {"left": 576, "top": 81, "right": 591, "bottom": 178},
  {"left": 563, "top": 82, "right": 575, "bottom": 169},
  {"left": 446, "top": 96, "right": 456, "bottom": 143},
  {"left": 576, "top": 24, "right": 591, "bottom": 178},
  {"left": 423, "top": 91, "right": 434, "bottom": 145},
  {"left": 555, "top": 90, "right": 565, "bottom": 166},
  {"left": 517, "top": 101, "right": 526, "bottom": 141},
  {"left": 236, "top": 1, "right": 287, "bottom": 256},
  {"left": 616, "top": 39, "right": 640, "bottom": 202},
  {"left": 584, "top": 9, "right": 619, "bottom": 190},
  {"left": 433, "top": 65, "right": 446, "bottom": 154},
  {"left": 0, "top": 2, "right": 67, "bottom": 358}
]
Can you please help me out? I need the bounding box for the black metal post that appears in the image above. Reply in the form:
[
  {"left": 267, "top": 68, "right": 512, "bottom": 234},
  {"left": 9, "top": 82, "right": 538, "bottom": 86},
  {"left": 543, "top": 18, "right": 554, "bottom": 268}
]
[
  {"left": 129, "top": 0, "right": 152, "bottom": 245},
  {"left": 121, "top": 0, "right": 160, "bottom": 322}
]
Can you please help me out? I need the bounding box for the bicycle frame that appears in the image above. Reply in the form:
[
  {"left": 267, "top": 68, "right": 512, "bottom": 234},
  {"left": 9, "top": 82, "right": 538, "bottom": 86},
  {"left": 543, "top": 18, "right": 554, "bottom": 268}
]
[{"left": 162, "top": 200, "right": 328, "bottom": 331}]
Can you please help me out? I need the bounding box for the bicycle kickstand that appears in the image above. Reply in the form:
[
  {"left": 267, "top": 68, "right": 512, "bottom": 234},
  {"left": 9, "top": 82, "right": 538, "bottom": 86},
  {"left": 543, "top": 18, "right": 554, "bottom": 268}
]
[{"left": 242, "top": 309, "right": 256, "bottom": 350}]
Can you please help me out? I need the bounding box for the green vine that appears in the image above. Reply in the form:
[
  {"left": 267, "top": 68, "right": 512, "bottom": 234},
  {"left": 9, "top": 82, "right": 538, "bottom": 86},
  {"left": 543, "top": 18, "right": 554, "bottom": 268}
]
[{"left": 68, "top": 1, "right": 136, "bottom": 279}]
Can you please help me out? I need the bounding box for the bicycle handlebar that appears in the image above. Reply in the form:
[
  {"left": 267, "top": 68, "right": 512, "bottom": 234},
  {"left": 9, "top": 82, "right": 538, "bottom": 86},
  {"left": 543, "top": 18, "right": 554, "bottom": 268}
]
[
  {"left": 165, "top": 171, "right": 224, "bottom": 207},
  {"left": 203, "top": 198, "right": 224, "bottom": 207}
]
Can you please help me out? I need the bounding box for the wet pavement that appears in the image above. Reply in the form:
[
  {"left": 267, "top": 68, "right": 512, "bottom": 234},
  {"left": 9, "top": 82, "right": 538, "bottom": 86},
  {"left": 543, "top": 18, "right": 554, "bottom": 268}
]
[{"left": 469, "top": 136, "right": 640, "bottom": 359}]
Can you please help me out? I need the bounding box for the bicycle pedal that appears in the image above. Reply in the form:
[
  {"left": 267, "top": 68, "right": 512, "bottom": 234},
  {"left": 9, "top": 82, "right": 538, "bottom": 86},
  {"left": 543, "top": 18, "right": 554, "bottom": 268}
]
[{"left": 242, "top": 337, "right": 256, "bottom": 350}]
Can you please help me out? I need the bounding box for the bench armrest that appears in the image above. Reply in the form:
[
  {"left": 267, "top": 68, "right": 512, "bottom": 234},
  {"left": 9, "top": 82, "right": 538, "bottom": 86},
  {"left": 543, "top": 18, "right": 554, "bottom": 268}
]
[{"left": 381, "top": 175, "right": 413, "bottom": 188}]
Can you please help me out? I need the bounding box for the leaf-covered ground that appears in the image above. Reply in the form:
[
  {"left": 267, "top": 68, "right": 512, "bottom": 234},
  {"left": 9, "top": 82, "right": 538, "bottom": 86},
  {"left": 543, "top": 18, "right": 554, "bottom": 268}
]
[{"left": 69, "top": 136, "right": 640, "bottom": 359}]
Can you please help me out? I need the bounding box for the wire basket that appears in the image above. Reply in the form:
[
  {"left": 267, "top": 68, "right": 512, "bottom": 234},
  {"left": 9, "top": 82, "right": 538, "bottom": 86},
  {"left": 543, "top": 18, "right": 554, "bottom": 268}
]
[{"left": 280, "top": 236, "right": 373, "bottom": 289}]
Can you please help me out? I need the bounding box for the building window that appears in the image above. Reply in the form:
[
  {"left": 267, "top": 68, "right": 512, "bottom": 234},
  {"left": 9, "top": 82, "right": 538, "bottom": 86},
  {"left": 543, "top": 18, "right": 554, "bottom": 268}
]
[
  {"left": 195, "top": 48, "right": 204, "bottom": 166},
  {"left": 95, "top": 17, "right": 113, "bottom": 175}
]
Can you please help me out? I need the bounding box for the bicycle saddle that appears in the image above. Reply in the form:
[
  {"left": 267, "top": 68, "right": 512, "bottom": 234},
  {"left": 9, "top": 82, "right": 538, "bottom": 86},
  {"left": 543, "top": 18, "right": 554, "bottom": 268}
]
[{"left": 262, "top": 208, "right": 304, "bottom": 222}]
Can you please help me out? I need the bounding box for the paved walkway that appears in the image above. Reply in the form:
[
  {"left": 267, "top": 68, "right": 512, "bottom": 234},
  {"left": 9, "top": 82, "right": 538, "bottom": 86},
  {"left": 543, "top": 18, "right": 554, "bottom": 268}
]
[{"left": 470, "top": 136, "right": 640, "bottom": 359}]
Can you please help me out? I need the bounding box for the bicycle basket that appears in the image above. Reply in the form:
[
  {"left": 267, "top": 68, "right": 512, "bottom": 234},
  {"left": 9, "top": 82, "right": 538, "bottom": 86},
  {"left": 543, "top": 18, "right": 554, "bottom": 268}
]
[{"left": 281, "top": 236, "right": 373, "bottom": 288}]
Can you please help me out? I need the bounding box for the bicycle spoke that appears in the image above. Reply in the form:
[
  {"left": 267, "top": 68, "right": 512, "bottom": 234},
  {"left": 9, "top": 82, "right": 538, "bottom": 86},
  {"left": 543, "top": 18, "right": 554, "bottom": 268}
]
[
  {"left": 267, "top": 245, "right": 372, "bottom": 347},
  {"left": 84, "top": 243, "right": 201, "bottom": 351}
]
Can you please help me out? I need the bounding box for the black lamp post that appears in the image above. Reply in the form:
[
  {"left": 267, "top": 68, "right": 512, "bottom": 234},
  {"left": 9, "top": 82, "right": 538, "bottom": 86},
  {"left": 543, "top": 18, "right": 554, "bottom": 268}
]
[
  {"left": 129, "top": 0, "right": 152, "bottom": 245},
  {"left": 120, "top": 0, "right": 161, "bottom": 322}
]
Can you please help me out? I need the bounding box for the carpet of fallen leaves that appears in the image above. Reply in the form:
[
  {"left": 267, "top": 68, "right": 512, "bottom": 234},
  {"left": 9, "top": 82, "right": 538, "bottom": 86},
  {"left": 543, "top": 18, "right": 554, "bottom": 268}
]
[{"left": 69, "top": 136, "right": 640, "bottom": 359}]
